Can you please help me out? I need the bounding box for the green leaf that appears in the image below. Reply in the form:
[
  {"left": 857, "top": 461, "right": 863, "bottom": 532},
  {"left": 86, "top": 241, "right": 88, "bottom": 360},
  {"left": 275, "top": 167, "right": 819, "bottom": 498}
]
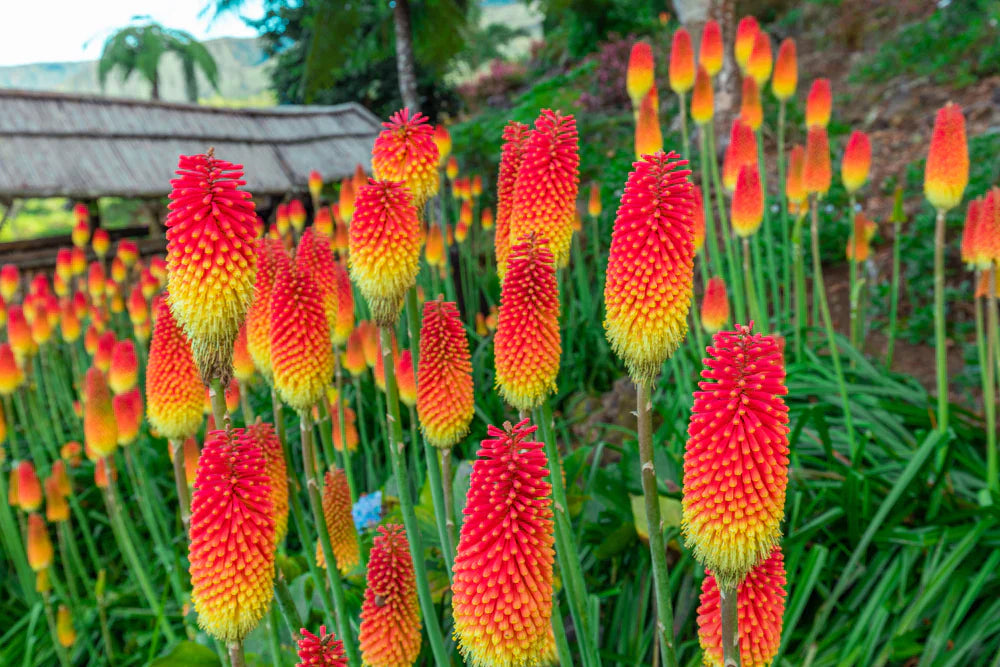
[
  {"left": 150, "top": 641, "right": 221, "bottom": 667},
  {"left": 628, "top": 494, "right": 681, "bottom": 542}
]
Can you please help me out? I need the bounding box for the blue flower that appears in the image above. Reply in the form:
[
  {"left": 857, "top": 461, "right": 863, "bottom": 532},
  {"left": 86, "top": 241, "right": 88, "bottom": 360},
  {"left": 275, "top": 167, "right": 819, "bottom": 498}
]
[{"left": 352, "top": 491, "right": 382, "bottom": 532}]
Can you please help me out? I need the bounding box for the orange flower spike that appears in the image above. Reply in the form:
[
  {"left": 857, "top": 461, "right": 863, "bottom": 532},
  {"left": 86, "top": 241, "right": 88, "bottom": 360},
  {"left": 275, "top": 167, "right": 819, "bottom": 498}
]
[
  {"left": 669, "top": 28, "right": 696, "bottom": 94},
  {"left": 188, "top": 428, "right": 275, "bottom": 642},
  {"left": 108, "top": 340, "right": 138, "bottom": 395},
  {"left": 51, "top": 459, "right": 72, "bottom": 496},
  {"left": 604, "top": 152, "right": 695, "bottom": 384},
  {"left": 682, "top": 324, "right": 790, "bottom": 586},
  {"left": 270, "top": 260, "right": 334, "bottom": 413},
  {"left": 84, "top": 367, "right": 118, "bottom": 459},
  {"left": 8, "top": 306, "right": 37, "bottom": 362},
  {"left": 233, "top": 324, "right": 255, "bottom": 383},
  {"left": 297, "top": 626, "right": 349, "bottom": 667},
  {"left": 316, "top": 468, "right": 359, "bottom": 574},
  {"left": 247, "top": 421, "right": 289, "bottom": 545},
  {"left": 92, "top": 229, "right": 110, "bottom": 258},
  {"left": 587, "top": 183, "right": 602, "bottom": 217},
  {"left": 976, "top": 190, "right": 1000, "bottom": 268},
  {"left": 45, "top": 476, "right": 70, "bottom": 522},
  {"left": 772, "top": 38, "right": 797, "bottom": 101},
  {"left": 445, "top": 156, "right": 459, "bottom": 181},
  {"left": 94, "top": 331, "right": 116, "bottom": 373},
  {"left": 359, "top": 524, "right": 422, "bottom": 667},
  {"left": 0, "top": 264, "right": 18, "bottom": 301},
  {"left": 343, "top": 328, "right": 368, "bottom": 376},
  {"left": 785, "top": 144, "right": 808, "bottom": 209},
  {"left": 289, "top": 199, "right": 307, "bottom": 232},
  {"left": 314, "top": 208, "right": 333, "bottom": 238},
  {"left": 94, "top": 457, "right": 116, "bottom": 488},
  {"left": 276, "top": 204, "right": 291, "bottom": 236},
  {"left": 71, "top": 248, "right": 87, "bottom": 277},
  {"left": 127, "top": 286, "right": 149, "bottom": 327},
  {"left": 722, "top": 120, "right": 758, "bottom": 192},
  {"left": 494, "top": 235, "right": 561, "bottom": 412},
  {"left": 433, "top": 125, "right": 452, "bottom": 166},
  {"left": 495, "top": 121, "right": 531, "bottom": 279},
  {"left": 339, "top": 178, "right": 356, "bottom": 224},
  {"left": 296, "top": 228, "right": 340, "bottom": 339},
  {"left": 698, "top": 547, "right": 787, "bottom": 667},
  {"left": 332, "top": 405, "right": 359, "bottom": 452},
  {"left": 56, "top": 605, "right": 76, "bottom": 649},
  {"left": 841, "top": 130, "right": 872, "bottom": 194},
  {"left": 635, "top": 87, "right": 664, "bottom": 158},
  {"left": 452, "top": 419, "right": 555, "bottom": 666},
  {"left": 72, "top": 220, "right": 90, "bottom": 250},
  {"left": 480, "top": 206, "right": 494, "bottom": 230},
  {"left": 509, "top": 110, "right": 580, "bottom": 270},
  {"left": 396, "top": 350, "right": 417, "bottom": 407},
  {"left": 739, "top": 76, "right": 763, "bottom": 131},
  {"left": 113, "top": 388, "right": 143, "bottom": 446},
  {"left": 805, "top": 78, "right": 832, "bottom": 129},
  {"left": 0, "top": 344, "right": 22, "bottom": 396},
  {"left": 425, "top": 225, "right": 445, "bottom": 267},
  {"left": 699, "top": 19, "right": 724, "bottom": 76},
  {"left": 734, "top": 16, "right": 760, "bottom": 72},
  {"left": 17, "top": 461, "right": 43, "bottom": 512},
  {"left": 626, "top": 41, "right": 655, "bottom": 108},
  {"left": 246, "top": 239, "right": 287, "bottom": 381},
  {"left": 804, "top": 126, "right": 832, "bottom": 196},
  {"left": 846, "top": 213, "right": 878, "bottom": 262},
  {"left": 348, "top": 180, "right": 422, "bottom": 326},
  {"left": 732, "top": 164, "right": 764, "bottom": 237},
  {"left": 961, "top": 199, "right": 983, "bottom": 267},
  {"left": 308, "top": 169, "right": 323, "bottom": 202},
  {"left": 471, "top": 174, "right": 483, "bottom": 198},
  {"left": 701, "top": 276, "right": 730, "bottom": 334},
  {"left": 924, "top": 103, "right": 969, "bottom": 213},
  {"left": 146, "top": 297, "right": 204, "bottom": 441},
  {"left": 360, "top": 320, "right": 379, "bottom": 368},
  {"left": 416, "top": 299, "right": 474, "bottom": 449},
  {"left": 692, "top": 184, "right": 707, "bottom": 254},
  {"left": 27, "top": 514, "right": 53, "bottom": 572},
  {"left": 165, "top": 152, "right": 258, "bottom": 384},
  {"left": 29, "top": 302, "right": 53, "bottom": 346},
  {"left": 746, "top": 30, "right": 772, "bottom": 86},
  {"left": 371, "top": 108, "right": 440, "bottom": 209},
  {"left": 691, "top": 66, "right": 715, "bottom": 125}
]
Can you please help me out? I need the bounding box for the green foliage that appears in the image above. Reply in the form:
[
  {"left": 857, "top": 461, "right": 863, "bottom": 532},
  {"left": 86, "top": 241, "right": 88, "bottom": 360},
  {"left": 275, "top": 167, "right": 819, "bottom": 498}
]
[
  {"left": 530, "top": 0, "right": 662, "bottom": 58},
  {"left": 98, "top": 21, "right": 219, "bottom": 102},
  {"left": 851, "top": 0, "right": 1000, "bottom": 87}
]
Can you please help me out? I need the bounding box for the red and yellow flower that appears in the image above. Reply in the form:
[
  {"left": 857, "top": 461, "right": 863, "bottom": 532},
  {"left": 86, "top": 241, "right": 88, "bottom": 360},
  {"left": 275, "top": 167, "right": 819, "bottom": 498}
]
[
  {"left": 146, "top": 297, "right": 204, "bottom": 442},
  {"left": 416, "top": 299, "right": 474, "bottom": 449},
  {"left": 701, "top": 277, "right": 730, "bottom": 334},
  {"left": 699, "top": 20, "right": 724, "bottom": 77},
  {"left": 924, "top": 103, "right": 969, "bottom": 213},
  {"left": 805, "top": 79, "right": 832, "bottom": 129},
  {"left": 84, "top": 367, "right": 118, "bottom": 460},
  {"left": 358, "top": 525, "right": 422, "bottom": 667},
  {"left": 316, "top": 467, "right": 359, "bottom": 574},
  {"left": 495, "top": 122, "right": 531, "bottom": 279},
  {"left": 371, "top": 108, "right": 440, "bottom": 210},
  {"left": 297, "top": 626, "right": 348, "bottom": 667},
  {"left": 841, "top": 130, "right": 872, "bottom": 194},
  {"left": 626, "top": 41, "right": 655, "bottom": 108},
  {"left": 669, "top": 28, "right": 695, "bottom": 94}
]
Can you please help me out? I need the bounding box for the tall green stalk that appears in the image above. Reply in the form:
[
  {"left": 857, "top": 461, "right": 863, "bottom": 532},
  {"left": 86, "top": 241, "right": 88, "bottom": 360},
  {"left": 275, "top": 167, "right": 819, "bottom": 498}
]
[
  {"left": 378, "top": 325, "right": 450, "bottom": 665},
  {"left": 886, "top": 188, "right": 905, "bottom": 368},
  {"left": 809, "top": 197, "right": 859, "bottom": 464},
  {"left": 720, "top": 584, "right": 741, "bottom": 667},
  {"left": 791, "top": 211, "right": 807, "bottom": 363},
  {"left": 636, "top": 382, "right": 678, "bottom": 667},
  {"left": 301, "top": 410, "right": 360, "bottom": 667},
  {"left": 756, "top": 129, "right": 779, "bottom": 324},
  {"left": 678, "top": 91, "right": 690, "bottom": 160},
  {"left": 847, "top": 193, "right": 859, "bottom": 361},
  {"left": 777, "top": 100, "right": 791, "bottom": 320},
  {"left": 170, "top": 439, "right": 192, "bottom": 529},
  {"left": 708, "top": 125, "right": 747, "bottom": 324},
  {"left": 534, "top": 401, "right": 600, "bottom": 667},
  {"left": 933, "top": 209, "right": 950, "bottom": 433},
  {"left": 986, "top": 267, "right": 998, "bottom": 493},
  {"left": 333, "top": 352, "right": 359, "bottom": 503},
  {"left": 743, "top": 238, "right": 763, "bottom": 327},
  {"left": 698, "top": 125, "right": 724, "bottom": 281}
]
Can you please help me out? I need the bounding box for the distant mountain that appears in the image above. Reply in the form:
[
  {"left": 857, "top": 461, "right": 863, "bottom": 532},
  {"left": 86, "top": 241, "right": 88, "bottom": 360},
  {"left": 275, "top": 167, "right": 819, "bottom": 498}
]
[{"left": 0, "top": 37, "right": 274, "bottom": 105}]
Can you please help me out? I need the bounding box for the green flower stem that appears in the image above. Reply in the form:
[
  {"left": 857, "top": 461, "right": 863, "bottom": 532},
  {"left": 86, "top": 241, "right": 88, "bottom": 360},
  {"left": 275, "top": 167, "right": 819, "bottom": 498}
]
[
  {"left": 334, "top": 351, "right": 359, "bottom": 504},
  {"left": 552, "top": 596, "right": 575, "bottom": 667},
  {"left": 756, "top": 129, "right": 778, "bottom": 325},
  {"left": 238, "top": 380, "right": 254, "bottom": 425},
  {"left": 170, "top": 439, "right": 192, "bottom": 530},
  {"left": 708, "top": 123, "right": 746, "bottom": 323},
  {"left": 810, "top": 197, "right": 859, "bottom": 464},
  {"left": 56, "top": 519, "right": 83, "bottom": 606},
  {"left": 698, "top": 124, "right": 724, "bottom": 281},
  {"left": 720, "top": 583, "right": 741, "bottom": 667},
  {"left": 208, "top": 377, "right": 229, "bottom": 432},
  {"left": 228, "top": 641, "right": 245, "bottom": 667},
  {"left": 440, "top": 447, "right": 457, "bottom": 555},
  {"left": 933, "top": 208, "right": 949, "bottom": 433},
  {"left": 435, "top": 173, "right": 458, "bottom": 303},
  {"left": 274, "top": 573, "right": 304, "bottom": 635},
  {"left": 743, "top": 238, "right": 763, "bottom": 327},
  {"left": 886, "top": 188, "right": 904, "bottom": 368},
  {"left": 59, "top": 521, "right": 90, "bottom": 604},
  {"left": 271, "top": 389, "right": 287, "bottom": 446},
  {"left": 535, "top": 400, "right": 601, "bottom": 667},
  {"left": 378, "top": 325, "right": 450, "bottom": 666},
  {"left": 102, "top": 456, "right": 177, "bottom": 642},
  {"left": 301, "top": 409, "right": 361, "bottom": 667},
  {"left": 351, "top": 375, "right": 377, "bottom": 490},
  {"left": 315, "top": 399, "right": 336, "bottom": 477},
  {"left": 986, "top": 267, "right": 998, "bottom": 493},
  {"left": 266, "top": 602, "right": 282, "bottom": 664},
  {"left": 777, "top": 100, "right": 791, "bottom": 320},
  {"left": 791, "top": 211, "right": 808, "bottom": 364},
  {"left": 636, "top": 382, "right": 678, "bottom": 667},
  {"left": 405, "top": 288, "right": 456, "bottom": 577},
  {"left": 678, "top": 91, "right": 690, "bottom": 160}
]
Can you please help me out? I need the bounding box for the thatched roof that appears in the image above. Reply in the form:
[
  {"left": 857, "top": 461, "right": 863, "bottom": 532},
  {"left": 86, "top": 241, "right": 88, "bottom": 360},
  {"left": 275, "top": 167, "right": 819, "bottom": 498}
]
[{"left": 0, "top": 89, "right": 380, "bottom": 199}]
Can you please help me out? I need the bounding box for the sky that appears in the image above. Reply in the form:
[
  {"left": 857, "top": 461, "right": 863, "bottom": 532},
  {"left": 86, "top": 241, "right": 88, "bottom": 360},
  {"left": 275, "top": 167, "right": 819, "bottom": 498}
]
[{"left": 0, "top": 0, "right": 265, "bottom": 67}]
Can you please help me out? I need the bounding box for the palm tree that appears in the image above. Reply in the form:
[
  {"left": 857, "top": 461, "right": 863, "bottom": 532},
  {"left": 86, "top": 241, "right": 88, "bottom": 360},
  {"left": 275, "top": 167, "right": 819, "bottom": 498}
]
[{"left": 98, "top": 21, "right": 219, "bottom": 102}]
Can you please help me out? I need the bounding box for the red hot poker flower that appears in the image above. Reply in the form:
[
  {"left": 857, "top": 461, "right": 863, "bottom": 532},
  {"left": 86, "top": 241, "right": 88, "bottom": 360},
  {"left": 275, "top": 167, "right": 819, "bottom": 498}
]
[
  {"left": 371, "top": 108, "right": 440, "bottom": 209},
  {"left": 495, "top": 122, "right": 531, "bottom": 280},
  {"left": 316, "top": 467, "right": 359, "bottom": 574},
  {"left": 841, "top": 130, "right": 872, "bottom": 194},
  {"left": 297, "top": 626, "right": 348, "bottom": 667},
  {"left": 358, "top": 525, "right": 422, "bottom": 667},
  {"left": 772, "top": 38, "right": 797, "bottom": 100},
  {"left": 924, "top": 103, "right": 969, "bottom": 213},
  {"left": 682, "top": 324, "right": 790, "bottom": 587},
  {"left": 416, "top": 299, "right": 474, "bottom": 449},
  {"left": 146, "top": 297, "right": 204, "bottom": 442},
  {"left": 452, "top": 419, "right": 555, "bottom": 667}
]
